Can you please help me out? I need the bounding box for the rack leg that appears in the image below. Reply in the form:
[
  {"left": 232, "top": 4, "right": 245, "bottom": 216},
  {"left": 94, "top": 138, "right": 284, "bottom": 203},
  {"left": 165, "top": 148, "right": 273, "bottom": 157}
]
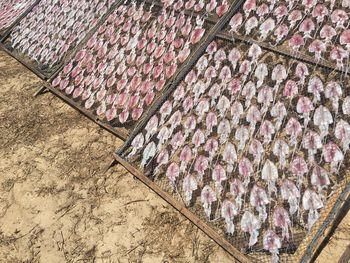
[{"left": 33, "top": 86, "right": 48, "bottom": 97}]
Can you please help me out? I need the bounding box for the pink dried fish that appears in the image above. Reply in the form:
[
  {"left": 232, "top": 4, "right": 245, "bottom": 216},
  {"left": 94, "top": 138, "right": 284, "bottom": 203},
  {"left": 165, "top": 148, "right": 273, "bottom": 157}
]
[
  {"left": 229, "top": 12, "right": 243, "bottom": 33},
  {"left": 250, "top": 185, "right": 269, "bottom": 222},
  {"left": 194, "top": 155, "right": 209, "bottom": 182},
  {"left": 323, "top": 142, "right": 344, "bottom": 172},
  {"left": 259, "top": 18, "right": 276, "bottom": 40},
  {"left": 184, "top": 115, "right": 197, "bottom": 138},
  {"left": 272, "top": 139, "right": 289, "bottom": 169},
  {"left": 205, "top": 112, "right": 218, "bottom": 135},
  {"left": 205, "top": 138, "right": 219, "bottom": 161},
  {"left": 248, "top": 43, "right": 262, "bottom": 62},
  {"left": 325, "top": 81, "right": 342, "bottom": 114},
  {"left": 290, "top": 156, "right": 308, "bottom": 186},
  {"left": 166, "top": 162, "right": 180, "bottom": 187},
  {"left": 154, "top": 149, "right": 169, "bottom": 174},
  {"left": 246, "top": 105, "right": 261, "bottom": 133},
  {"left": 221, "top": 200, "right": 238, "bottom": 234},
  {"left": 196, "top": 99, "right": 209, "bottom": 122},
  {"left": 271, "top": 101, "right": 287, "bottom": 131},
  {"left": 262, "top": 159, "right": 278, "bottom": 196},
  {"left": 249, "top": 139, "right": 263, "bottom": 165},
  {"left": 295, "top": 63, "right": 309, "bottom": 85},
  {"left": 182, "top": 175, "right": 197, "bottom": 205},
  {"left": 302, "top": 188, "right": 324, "bottom": 231},
  {"left": 285, "top": 117, "right": 302, "bottom": 146},
  {"left": 307, "top": 76, "right": 324, "bottom": 104},
  {"left": 242, "top": 81, "right": 256, "bottom": 108},
  {"left": 179, "top": 146, "right": 192, "bottom": 172},
  {"left": 157, "top": 126, "right": 170, "bottom": 150},
  {"left": 283, "top": 80, "right": 299, "bottom": 102},
  {"left": 260, "top": 120, "right": 275, "bottom": 144},
  {"left": 128, "top": 133, "right": 145, "bottom": 158},
  {"left": 263, "top": 230, "right": 281, "bottom": 263},
  {"left": 311, "top": 165, "right": 330, "bottom": 191},
  {"left": 273, "top": 206, "right": 291, "bottom": 240},
  {"left": 228, "top": 48, "right": 241, "bottom": 71},
  {"left": 297, "top": 96, "right": 314, "bottom": 127},
  {"left": 201, "top": 185, "right": 217, "bottom": 219},
  {"left": 302, "top": 131, "right": 322, "bottom": 163},
  {"left": 218, "top": 119, "right": 231, "bottom": 143},
  {"left": 245, "top": 16, "right": 258, "bottom": 35},
  {"left": 230, "top": 178, "right": 245, "bottom": 210},
  {"left": 141, "top": 141, "right": 156, "bottom": 168},
  {"left": 313, "top": 106, "right": 333, "bottom": 139},
  {"left": 241, "top": 211, "right": 261, "bottom": 247},
  {"left": 254, "top": 63, "right": 268, "bottom": 88},
  {"left": 235, "top": 125, "right": 249, "bottom": 150},
  {"left": 223, "top": 142, "right": 237, "bottom": 173},
  {"left": 212, "top": 164, "right": 227, "bottom": 193},
  {"left": 230, "top": 101, "right": 243, "bottom": 126},
  {"left": 335, "top": 120, "right": 350, "bottom": 152},
  {"left": 145, "top": 115, "right": 158, "bottom": 142},
  {"left": 239, "top": 157, "right": 253, "bottom": 187},
  {"left": 217, "top": 95, "right": 230, "bottom": 118},
  {"left": 257, "top": 86, "right": 273, "bottom": 114},
  {"left": 281, "top": 179, "right": 300, "bottom": 215}
]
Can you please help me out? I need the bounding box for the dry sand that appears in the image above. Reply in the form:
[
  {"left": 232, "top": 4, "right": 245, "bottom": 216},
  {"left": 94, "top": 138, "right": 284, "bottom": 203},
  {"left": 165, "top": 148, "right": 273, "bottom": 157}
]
[{"left": 0, "top": 50, "right": 348, "bottom": 262}]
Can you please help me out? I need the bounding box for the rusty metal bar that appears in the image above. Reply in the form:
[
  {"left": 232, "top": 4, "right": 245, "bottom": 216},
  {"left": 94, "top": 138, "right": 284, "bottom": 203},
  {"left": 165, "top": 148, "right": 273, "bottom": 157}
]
[{"left": 113, "top": 153, "right": 252, "bottom": 263}]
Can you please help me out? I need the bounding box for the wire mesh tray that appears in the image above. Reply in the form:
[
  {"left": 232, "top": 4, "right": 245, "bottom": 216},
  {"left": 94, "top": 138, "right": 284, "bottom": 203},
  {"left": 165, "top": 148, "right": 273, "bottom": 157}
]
[{"left": 115, "top": 35, "right": 350, "bottom": 262}]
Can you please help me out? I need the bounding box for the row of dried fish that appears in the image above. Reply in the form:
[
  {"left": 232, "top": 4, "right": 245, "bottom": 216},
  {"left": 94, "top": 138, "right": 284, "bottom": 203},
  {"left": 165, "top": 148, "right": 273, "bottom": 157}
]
[
  {"left": 52, "top": 2, "right": 206, "bottom": 125},
  {"left": 0, "top": 0, "right": 34, "bottom": 32},
  {"left": 126, "top": 39, "right": 350, "bottom": 262},
  {"left": 8, "top": 0, "right": 114, "bottom": 67},
  {"left": 228, "top": 0, "right": 350, "bottom": 69},
  {"left": 160, "top": 0, "right": 230, "bottom": 18}
]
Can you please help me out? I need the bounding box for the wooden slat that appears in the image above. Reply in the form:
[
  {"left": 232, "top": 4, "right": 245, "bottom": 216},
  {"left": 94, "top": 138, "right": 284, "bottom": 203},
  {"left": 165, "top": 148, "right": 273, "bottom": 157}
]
[{"left": 114, "top": 153, "right": 252, "bottom": 263}]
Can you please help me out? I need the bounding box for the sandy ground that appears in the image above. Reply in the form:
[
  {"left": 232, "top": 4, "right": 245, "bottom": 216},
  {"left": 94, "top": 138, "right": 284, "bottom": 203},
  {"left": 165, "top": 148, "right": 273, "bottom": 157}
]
[{"left": 0, "top": 50, "right": 349, "bottom": 263}]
